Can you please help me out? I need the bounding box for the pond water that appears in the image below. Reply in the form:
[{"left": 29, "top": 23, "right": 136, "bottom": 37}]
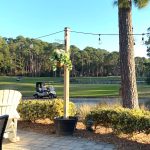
[{"left": 70, "top": 97, "right": 150, "bottom": 107}]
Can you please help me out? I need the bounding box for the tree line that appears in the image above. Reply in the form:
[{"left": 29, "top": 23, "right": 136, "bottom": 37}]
[{"left": 0, "top": 35, "right": 150, "bottom": 77}]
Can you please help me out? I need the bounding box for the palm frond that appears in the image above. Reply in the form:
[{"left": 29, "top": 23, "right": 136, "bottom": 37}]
[
  {"left": 113, "top": 0, "right": 118, "bottom": 6},
  {"left": 134, "top": 0, "right": 150, "bottom": 8},
  {"left": 114, "top": 0, "right": 150, "bottom": 8}
]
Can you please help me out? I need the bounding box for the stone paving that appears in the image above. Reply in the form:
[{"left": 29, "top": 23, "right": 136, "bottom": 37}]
[{"left": 3, "top": 130, "right": 116, "bottom": 150}]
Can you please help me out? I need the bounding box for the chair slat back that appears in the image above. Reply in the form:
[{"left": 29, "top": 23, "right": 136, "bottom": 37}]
[{"left": 0, "top": 90, "right": 22, "bottom": 116}]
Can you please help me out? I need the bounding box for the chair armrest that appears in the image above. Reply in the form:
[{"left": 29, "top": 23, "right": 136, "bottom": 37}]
[
  {"left": 0, "top": 104, "right": 12, "bottom": 107},
  {"left": 9, "top": 110, "right": 20, "bottom": 119}
]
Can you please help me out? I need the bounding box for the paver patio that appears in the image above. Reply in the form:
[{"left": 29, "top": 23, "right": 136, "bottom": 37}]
[{"left": 3, "top": 130, "right": 116, "bottom": 150}]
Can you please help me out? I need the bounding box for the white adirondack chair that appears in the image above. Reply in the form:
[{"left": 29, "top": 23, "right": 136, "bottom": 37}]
[{"left": 0, "top": 90, "right": 22, "bottom": 142}]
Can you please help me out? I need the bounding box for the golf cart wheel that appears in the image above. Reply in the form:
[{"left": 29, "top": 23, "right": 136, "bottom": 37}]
[
  {"left": 34, "top": 94, "right": 39, "bottom": 99},
  {"left": 49, "top": 93, "right": 54, "bottom": 99}
]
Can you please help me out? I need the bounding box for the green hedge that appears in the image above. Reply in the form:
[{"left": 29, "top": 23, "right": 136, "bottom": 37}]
[
  {"left": 85, "top": 107, "right": 150, "bottom": 135},
  {"left": 17, "top": 99, "right": 77, "bottom": 122}
]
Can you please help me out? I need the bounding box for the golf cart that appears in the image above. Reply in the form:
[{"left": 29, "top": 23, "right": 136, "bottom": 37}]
[{"left": 33, "top": 82, "right": 57, "bottom": 99}]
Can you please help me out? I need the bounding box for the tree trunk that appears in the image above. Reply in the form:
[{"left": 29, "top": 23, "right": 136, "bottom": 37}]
[{"left": 118, "top": 2, "right": 139, "bottom": 109}]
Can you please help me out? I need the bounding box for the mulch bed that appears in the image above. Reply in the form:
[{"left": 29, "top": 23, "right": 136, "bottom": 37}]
[{"left": 18, "top": 119, "right": 150, "bottom": 150}]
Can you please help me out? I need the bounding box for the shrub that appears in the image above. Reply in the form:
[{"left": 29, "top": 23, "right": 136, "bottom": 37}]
[
  {"left": 17, "top": 99, "right": 77, "bottom": 122},
  {"left": 77, "top": 104, "right": 95, "bottom": 122},
  {"left": 85, "top": 107, "right": 150, "bottom": 135}
]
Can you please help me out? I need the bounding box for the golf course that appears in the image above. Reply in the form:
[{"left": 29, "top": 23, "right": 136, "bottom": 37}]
[{"left": 0, "top": 76, "right": 150, "bottom": 99}]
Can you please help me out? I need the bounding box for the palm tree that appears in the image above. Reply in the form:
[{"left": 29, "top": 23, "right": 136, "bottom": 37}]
[{"left": 115, "top": 0, "right": 150, "bottom": 108}]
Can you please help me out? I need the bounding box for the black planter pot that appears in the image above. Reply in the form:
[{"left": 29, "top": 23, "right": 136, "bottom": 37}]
[{"left": 54, "top": 116, "right": 78, "bottom": 136}]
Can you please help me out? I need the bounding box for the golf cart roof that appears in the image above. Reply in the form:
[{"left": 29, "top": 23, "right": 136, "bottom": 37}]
[
  {"left": 36, "top": 81, "right": 54, "bottom": 84},
  {"left": 35, "top": 82, "right": 54, "bottom": 86}
]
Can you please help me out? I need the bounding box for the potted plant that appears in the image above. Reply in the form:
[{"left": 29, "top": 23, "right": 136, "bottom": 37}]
[
  {"left": 50, "top": 48, "right": 77, "bottom": 135},
  {"left": 51, "top": 28, "right": 78, "bottom": 136},
  {"left": 50, "top": 49, "right": 72, "bottom": 71}
]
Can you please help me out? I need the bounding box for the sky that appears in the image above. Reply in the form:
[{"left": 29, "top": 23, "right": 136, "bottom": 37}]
[{"left": 0, "top": 0, "right": 150, "bottom": 57}]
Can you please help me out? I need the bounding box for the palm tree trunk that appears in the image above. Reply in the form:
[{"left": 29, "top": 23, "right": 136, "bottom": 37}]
[{"left": 118, "top": 2, "right": 139, "bottom": 109}]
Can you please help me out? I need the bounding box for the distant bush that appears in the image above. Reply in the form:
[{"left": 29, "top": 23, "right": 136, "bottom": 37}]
[
  {"left": 85, "top": 106, "right": 150, "bottom": 135},
  {"left": 145, "top": 101, "right": 150, "bottom": 110},
  {"left": 17, "top": 99, "right": 77, "bottom": 122},
  {"left": 145, "top": 73, "right": 150, "bottom": 85}
]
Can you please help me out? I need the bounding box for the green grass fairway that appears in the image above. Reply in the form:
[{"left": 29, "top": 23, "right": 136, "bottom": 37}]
[{"left": 0, "top": 76, "right": 149, "bottom": 98}]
